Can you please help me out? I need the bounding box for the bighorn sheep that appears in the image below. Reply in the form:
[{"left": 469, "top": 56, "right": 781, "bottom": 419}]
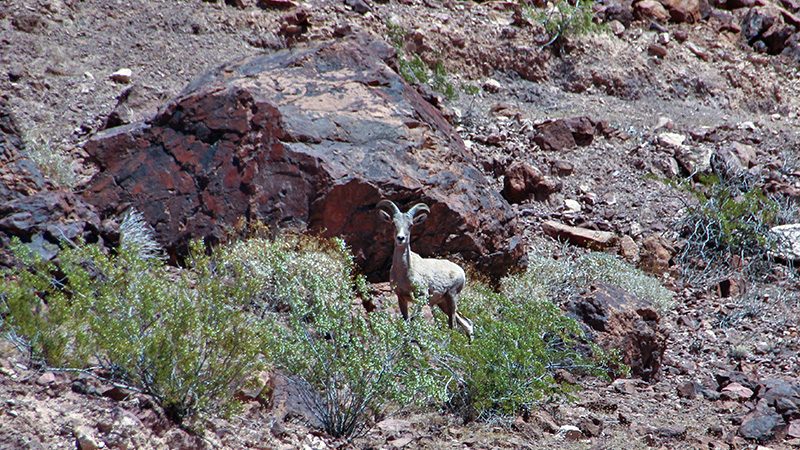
[{"left": 377, "top": 199, "right": 474, "bottom": 341}]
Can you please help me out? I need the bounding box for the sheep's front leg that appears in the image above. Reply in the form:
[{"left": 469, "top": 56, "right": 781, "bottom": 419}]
[{"left": 398, "top": 293, "right": 411, "bottom": 320}]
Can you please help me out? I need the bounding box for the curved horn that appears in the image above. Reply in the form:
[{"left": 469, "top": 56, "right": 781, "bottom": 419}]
[
  {"left": 407, "top": 203, "right": 430, "bottom": 218},
  {"left": 377, "top": 199, "right": 401, "bottom": 216}
]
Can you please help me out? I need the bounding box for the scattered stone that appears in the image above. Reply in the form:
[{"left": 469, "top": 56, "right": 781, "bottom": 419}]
[
  {"left": 635, "top": 0, "right": 671, "bottom": 22},
  {"left": 619, "top": 235, "right": 640, "bottom": 262},
  {"left": 501, "top": 162, "right": 559, "bottom": 203},
  {"left": 770, "top": 224, "right": 800, "bottom": 261},
  {"left": 344, "top": 0, "right": 371, "bottom": 14},
  {"left": 532, "top": 410, "right": 560, "bottom": 433},
  {"left": 657, "top": 132, "right": 687, "bottom": 148},
  {"left": 722, "top": 382, "right": 755, "bottom": 401},
  {"left": 564, "top": 198, "right": 582, "bottom": 212},
  {"left": 677, "top": 380, "right": 701, "bottom": 399},
  {"left": 377, "top": 418, "right": 412, "bottom": 434},
  {"left": 739, "top": 404, "right": 782, "bottom": 442},
  {"left": 35, "top": 372, "right": 56, "bottom": 386},
  {"left": 639, "top": 234, "right": 673, "bottom": 274},
  {"left": 609, "top": 19, "right": 626, "bottom": 35},
  {"left": 788, "top": 419, "right": 800, "bottom": 438},
  {"left": 482, "top": 78, "right": 502, "bottom": 93},
  {"left": 237, "top": 371, "right": 271, "bottom": 401},
  {"left": 713, "top": 142, "right": 756, "bottom": 171},
  {"left": 257, "top": 0, "right": 297, "bottom": 8},
  {"left": 534, "top": 120, "right": 576, "bottom": 151},
  {"left": 578, "top": 417, "right": 603, "bottom": 437},
  {"left": 648, "top": 43, "right": 668, "bottom": 57},
  {"left": 660, "top": 0, "right": 703, "bottom": 22},
  {"left": 552, "top": 160, "right": 574, "bottom": 176},
  {"left": 100, "top": 385, "right": 130, "bottom": 401},
  {"left": 74, "top": 426, "right": 101, "bottom": 450},
  {"left": 388, "top": 436, "right": 414, "bottom": 448},
  {"left": 109, "top": 68, "right": 132, "bottom": 84},
  {"left": 557, "top": 425, "right": 584, "bottom": 441},
  {"left": 685, "top": 41, "right": 710, "bottom": 61},
  {"left": 674, "top": 145, "right": 713, "bottom": 174},
  {"left": 541, "top": 221, "right": 617, "bottom": 250}
]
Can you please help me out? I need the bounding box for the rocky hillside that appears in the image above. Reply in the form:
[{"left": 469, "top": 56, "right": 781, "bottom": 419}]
[{"left": 1, "top": 0, "right": 800, "bottom": 448}]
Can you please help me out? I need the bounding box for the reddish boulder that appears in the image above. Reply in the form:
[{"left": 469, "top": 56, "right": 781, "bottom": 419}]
[
  {"left": 659, "top": 0, "right": 705, "bottom": 22},
  {"left": 83, "top": 35, "right": 526, "bottom": 280},
  {"left": 501, "top": 162, "right": 559, "bottom": 204},
  {"left": 533, "top": 116, "right": 607, "bottom": 152},
  {"left": 567, "top": 282, "right": 668, "bottom": 381}
]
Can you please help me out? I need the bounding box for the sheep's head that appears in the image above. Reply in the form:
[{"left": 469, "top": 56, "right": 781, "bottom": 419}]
[{"left": 377, "top": 200, "right": 429, "bottom": 247}]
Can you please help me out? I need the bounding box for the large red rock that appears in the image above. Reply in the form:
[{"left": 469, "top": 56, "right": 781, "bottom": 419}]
[
  {"left": 567, "top": 282, "right": 668, "bottom": 381},
  {"left": 83, "top": 35, "right": 526, "bottom": 280}
]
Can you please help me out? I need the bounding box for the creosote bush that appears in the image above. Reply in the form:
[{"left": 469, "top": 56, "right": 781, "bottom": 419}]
[
  {"left": 673, "top": 173, "right": 782, "bottom": 287},
  {"left": 526, "top": 0, "right": 602, "bottom": 48},
  {"left": 386, "top": 20, "right": 457, "bottom": 100},
  {"left": 239, "top": 236, "right": 447, "bottom": 438},
  {"left": 442, "top": 264, "right": 627, "bottom": 422},
  {"left": 0, "top": 211, "right": 265, "bottom": 424}
]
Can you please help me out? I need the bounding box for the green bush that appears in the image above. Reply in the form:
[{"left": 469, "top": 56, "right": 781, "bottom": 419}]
[
  {"left": 387, "top": 20, "right": 457, "bottom": 100},
  {"left": 442, "top": 264, "right": 628, "bottom": 422},
  {"left": 246, "top": 236, "right": 447, "bottom": 438},
  {"left": 526, "top": 0, "right": 602, "bottom": 48},
  {"left": 674, "top": 173, "right": 780, "bottom": 287},
  {"left": 0, "top": 211, "right": 265, "bottom": 424}
]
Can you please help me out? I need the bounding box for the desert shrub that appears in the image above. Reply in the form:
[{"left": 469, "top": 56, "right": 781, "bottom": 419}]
[
  {"left": 386, "top": 20, "right": 457, "bottom": 100},
  {"left": 527, "top": 0, "right": 602, "bottom": 48},
  {"left": 674, "top": 173, "right": 781, "bottom": 287},
  {"left": 522, "top": 252, "right": 675, "bottom": 314},
  {"left": 251, "top": 237, "right": 447, "bottom": 438},
  {"left": 22, "top": 132, "right": 78, "bottom": 188},
  {"left": 0, "top": 211, "right": 265, "bottom": 423},
  {"left": 443, "top": 269, "right": 624, "bottom": 422}
]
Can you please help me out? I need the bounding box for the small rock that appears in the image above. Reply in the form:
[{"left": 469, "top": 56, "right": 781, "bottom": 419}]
[
  {"left": 502, "top": 162, "right": 558, "bottom": 203},
  {"left": 344, "top": 0, "right": 370, "bottom": 14},
  {"left": 635, "top": 0, "right": 670, "bottom": 22},
  {"left": 101, "top": 385, "right": 130, "bottom": 401},
  {"left": 257, "top": 0, "right": 297, "bottom": 8},
  {"left": 578, "top": 417, "right": 603, "bottom": 437},
  {"left": 618, "top": 235, "right": 640, "bottom": 262},
  {"left": 36, "top": 372, "right": 56, "bottom": 386},
  {"left": 388, "top": 436, "right": 414, "bottom": 448},
  {"left": 648, "top": 43, "right": 668, "bottom": 58},
  {"left": 552, "top": 160, "right": 574, "bottom": 176},
  {"left": 608, "top": 20, "right": 625, "bottom": 35},
  {"left": 676, "top": 380, "right": 700, "bottom": 399},
  {"left": 788, "top": 419, "right": 800, "bottom": 438},
  {"left": 655, "top": 116, "right": 674, "bottom": 130},
  {"left": 74, "top": 426, "right": 100, "bottom": 450},
  {"left": 657, "top": 132, "right": 686, "bottom": 148},
  {"left": 685, "top": 42, "right": 710, "bottom": 61},
  {"left": 557, "top": 425, "right": 584, "bottom": 441},
  {"left": 612, "top": 378, "right": 638, "bottom": 395},
  {"left": 109, "top": 68, "right": 132, "bottom": 84},
  {"left": 482, "top": 78, "right": 502, "bottom": 93},
  {"left": 532, "top": 410, "right": 559, "bottom": 433},
  {"left": 564, "top": 199, "right": 582, "bottom": 212},
  {"left": 541, "top": 221, "right": 617, "bottom": 250}
]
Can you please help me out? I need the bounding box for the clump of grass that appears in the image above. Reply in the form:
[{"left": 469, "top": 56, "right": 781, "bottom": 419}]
[{"left": 22, "top": 132, "right": 78, "bottom": 188}]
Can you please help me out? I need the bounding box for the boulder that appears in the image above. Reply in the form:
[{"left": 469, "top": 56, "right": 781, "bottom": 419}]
[
  {"left": 501, "top": 162, "right": 559, "bottom": 204},
  {"left": 658, "top": 0, "right": 704, "bottom": 22},
  {"left": 83, "top": 35, "right": 526, "bottom": 280},
  {"left": 533, "top": 116, "right": 607, "bottom": 152},
  {"left": 541, "top": 221, "right": 617, "bottom": 250},
  {"left": 639, "top": 234, "right": 673, "bottom": 274},
  {"left": 769, "top": 224, "right": 800, "bottom": 261},
  {"left": 742, "top": 6, "right": 797, "bottom": 54},
  {"left": 567, "top": 282, "right": 667, "bottom": 381},
  {"left": 635, "top": 0, "right": 671, "bottom": 21}
]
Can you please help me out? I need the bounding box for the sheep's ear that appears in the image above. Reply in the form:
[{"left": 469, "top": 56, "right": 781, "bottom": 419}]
[
  {"left": 379, "top": 210, "right": 393, "bottom": 223},
  {"left": 412, "top": 213, "right": 428, "bottom": 225}
]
